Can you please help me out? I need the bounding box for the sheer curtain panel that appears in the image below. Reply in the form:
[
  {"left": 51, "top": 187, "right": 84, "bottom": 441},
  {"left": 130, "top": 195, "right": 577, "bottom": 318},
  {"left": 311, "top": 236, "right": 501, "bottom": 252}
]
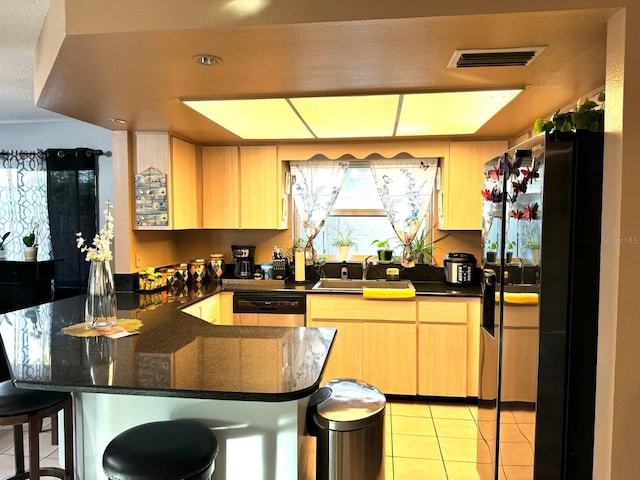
[{"left": 0, "top": 150, "right": 52, "bottom": 259}]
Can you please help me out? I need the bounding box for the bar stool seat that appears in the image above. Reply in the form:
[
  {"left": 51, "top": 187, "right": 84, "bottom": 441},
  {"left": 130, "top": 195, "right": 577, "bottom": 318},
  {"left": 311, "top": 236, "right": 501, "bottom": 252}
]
[
  {"left": 102, "top": 420, "right": 219, "bottom": 480},
  {"left": 0, "top": 380, "right": 74, "bottom": 480}
]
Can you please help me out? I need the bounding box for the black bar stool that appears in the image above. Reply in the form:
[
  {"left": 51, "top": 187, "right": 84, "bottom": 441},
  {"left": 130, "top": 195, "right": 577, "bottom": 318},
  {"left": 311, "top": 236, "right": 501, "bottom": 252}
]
[
  {"left": 0, "top": 380, "right": 74, "bottom": 480},
  {"left": 102, "top": 419, "right": 219, "bottom": 480}
]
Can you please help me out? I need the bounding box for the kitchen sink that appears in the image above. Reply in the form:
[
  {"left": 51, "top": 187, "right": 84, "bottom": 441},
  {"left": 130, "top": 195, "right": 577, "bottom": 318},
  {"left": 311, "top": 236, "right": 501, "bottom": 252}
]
[{"left": 311, "top": 278, "right": 415, "bottom": 292}]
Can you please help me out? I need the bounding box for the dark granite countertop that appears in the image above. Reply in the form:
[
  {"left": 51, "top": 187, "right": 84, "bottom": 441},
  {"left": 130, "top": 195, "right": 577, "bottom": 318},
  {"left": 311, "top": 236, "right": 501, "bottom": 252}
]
[
  {"left": 0, "top": 294, "right": 335, "bottom": 402},
  {"left": 219, "top": 262, "right": 482, "bottom": 297},
  {"left": 220, "top": 279, "right": 481, "bottom": 297}
]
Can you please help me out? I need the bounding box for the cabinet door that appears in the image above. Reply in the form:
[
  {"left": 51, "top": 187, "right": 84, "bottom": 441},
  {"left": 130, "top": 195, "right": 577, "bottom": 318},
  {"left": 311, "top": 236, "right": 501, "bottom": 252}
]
[
  {"left": 309, "top": 320, "right": 362, "bottom": 384},
  {"left": 218, "top": 291, "right": 234, "bottom": 325},
  {"left": 134, "top": 132, "right": 198, "bottom": 230},
  {"left": 202, "top": 146, "right": 240, "bottom": 228},
  {"left": 170, "top": 137, "right": 199, "bottom": 229},
  {"left": 418, "top": 323, "right": 467, "bottom": 397},
  {"left": 418, "top": 299, "right": 469, "bottom": 397},
  {"left": 181, "top": 294, "right": 220, "bottom": 324},
  {"left": 362, "top": 322, "right": 416, "bottom": 395},
  {"left": 239, "top": 146, "right": 283, "bottom": 229},
  {"left": 439, "top": 140, "right": 507, "bottom": 230},
  {"left": 134, "top": 132, "right": 171, "bottom": 230},
  {"left": 199, "top": 294, "right": 220, "bottom": 324},
  {"left": 466, "top": 298, "right": 481, "bottom": 396}
]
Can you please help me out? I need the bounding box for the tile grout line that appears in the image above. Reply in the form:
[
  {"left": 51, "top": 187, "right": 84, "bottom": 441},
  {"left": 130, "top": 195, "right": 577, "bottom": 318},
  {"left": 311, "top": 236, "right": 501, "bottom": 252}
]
[{"left": 428, "top": 403, "right": 451, "bottom": 480}]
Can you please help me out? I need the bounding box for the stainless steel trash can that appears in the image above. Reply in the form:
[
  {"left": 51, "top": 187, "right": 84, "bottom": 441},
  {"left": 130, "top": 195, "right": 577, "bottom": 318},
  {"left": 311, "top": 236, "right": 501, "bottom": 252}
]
[{"left": 308, "top": 378, "right": 386, "bottom": 480}]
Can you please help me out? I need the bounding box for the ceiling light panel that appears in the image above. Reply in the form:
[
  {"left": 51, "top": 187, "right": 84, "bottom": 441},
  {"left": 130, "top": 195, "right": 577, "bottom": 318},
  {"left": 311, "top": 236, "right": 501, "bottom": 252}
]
[
  {"left": 290, "top": 95, "right": 399, "bottom": 138},
  {"left": 397, "top": 89, "right": 522, "bottom": 136},
  {"left": 183, "top": 98, "right": 314, "bottom": 139}
]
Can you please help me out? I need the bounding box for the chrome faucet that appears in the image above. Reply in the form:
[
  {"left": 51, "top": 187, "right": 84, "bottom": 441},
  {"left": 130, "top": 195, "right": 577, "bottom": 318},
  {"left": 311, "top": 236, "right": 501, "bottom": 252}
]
[{"left": 362, "top": 255, "right": 374, "bottom": 280}]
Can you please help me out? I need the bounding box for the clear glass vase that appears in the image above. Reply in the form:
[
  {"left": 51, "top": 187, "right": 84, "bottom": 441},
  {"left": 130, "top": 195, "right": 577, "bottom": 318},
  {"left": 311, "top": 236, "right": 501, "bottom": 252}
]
[{"left": 85, "top": 260, "right": 117, "bottom": 330}]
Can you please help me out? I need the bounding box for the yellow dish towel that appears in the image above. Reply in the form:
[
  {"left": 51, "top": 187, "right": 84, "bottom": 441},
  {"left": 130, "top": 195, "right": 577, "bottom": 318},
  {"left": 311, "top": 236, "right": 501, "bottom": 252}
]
[
  {"left": 363, "top": 288, "right": 416, "bottom": 300},
  {"left": 496, "top": 292, "right": 539, "bottom": 305}
]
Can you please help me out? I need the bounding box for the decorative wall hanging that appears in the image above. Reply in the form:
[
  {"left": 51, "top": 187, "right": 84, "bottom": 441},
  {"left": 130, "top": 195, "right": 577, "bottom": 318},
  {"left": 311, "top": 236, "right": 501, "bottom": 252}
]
[{"left": 134, "top": 167, "right": 168, "bottom": 227}]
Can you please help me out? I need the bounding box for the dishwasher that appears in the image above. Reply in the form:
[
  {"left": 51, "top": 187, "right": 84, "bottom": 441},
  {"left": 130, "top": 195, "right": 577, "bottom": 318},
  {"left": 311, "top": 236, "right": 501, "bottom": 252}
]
[{"left": 232, "top": 291, "right": 306, "bottom": 327}]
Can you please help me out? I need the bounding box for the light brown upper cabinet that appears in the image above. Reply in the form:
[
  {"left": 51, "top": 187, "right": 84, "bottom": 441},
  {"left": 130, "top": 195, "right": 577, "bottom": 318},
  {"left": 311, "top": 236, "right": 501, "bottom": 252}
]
[
  {"left": 202, "top": 146, "right": 241, "bottom": 228},
  {"left": 438, "top": 140, "right": 508, "bottom": 230},
  {"left": 133, "top": 132, "right": 199, "bottom": 230},
  {"left": 202, "top": 145, "right": 288, "bottom": 229}
]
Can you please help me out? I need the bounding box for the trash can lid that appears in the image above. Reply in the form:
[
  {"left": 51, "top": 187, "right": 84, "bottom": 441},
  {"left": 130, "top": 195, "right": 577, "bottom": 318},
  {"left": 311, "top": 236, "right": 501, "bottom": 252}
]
[{"left": 315, "top": 378, "right": 386, "bottom": 432}]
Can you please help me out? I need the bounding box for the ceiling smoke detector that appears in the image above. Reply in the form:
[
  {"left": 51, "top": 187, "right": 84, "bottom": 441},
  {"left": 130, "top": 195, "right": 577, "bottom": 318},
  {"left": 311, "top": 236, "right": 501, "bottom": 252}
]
[{"left": 448, "top": 46, "right": 547, "bottom": 68}]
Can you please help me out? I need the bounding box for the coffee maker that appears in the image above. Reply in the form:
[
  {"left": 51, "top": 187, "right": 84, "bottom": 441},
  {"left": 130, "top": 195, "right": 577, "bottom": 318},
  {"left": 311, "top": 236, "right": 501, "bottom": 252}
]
[{"left": 231, "top": 245, "right": 255, "bottom": 278}]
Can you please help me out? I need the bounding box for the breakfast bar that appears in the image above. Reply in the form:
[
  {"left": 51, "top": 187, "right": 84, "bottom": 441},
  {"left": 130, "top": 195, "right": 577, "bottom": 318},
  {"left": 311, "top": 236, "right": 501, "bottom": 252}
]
[{"left": 0, "top": 294, "right": 336, "bottom": 480}]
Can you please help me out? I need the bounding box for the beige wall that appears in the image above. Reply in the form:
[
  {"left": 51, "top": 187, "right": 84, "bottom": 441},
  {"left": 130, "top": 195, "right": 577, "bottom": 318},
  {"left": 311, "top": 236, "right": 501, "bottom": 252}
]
[{"left": 596, "top": 6, "right": 640, "bottom": 479}]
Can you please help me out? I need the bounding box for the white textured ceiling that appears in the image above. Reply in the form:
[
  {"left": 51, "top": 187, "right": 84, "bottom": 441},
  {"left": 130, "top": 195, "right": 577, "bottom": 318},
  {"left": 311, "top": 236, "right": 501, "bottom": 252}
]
[{"left": 0, "top": 0, "right": 63, "bottom": 124}]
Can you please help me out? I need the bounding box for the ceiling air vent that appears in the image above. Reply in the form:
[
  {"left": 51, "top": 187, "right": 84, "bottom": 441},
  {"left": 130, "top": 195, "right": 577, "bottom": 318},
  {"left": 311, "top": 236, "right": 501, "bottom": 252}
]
[{"left": 447, "top": 47, "right": 546, "bottom": 68}]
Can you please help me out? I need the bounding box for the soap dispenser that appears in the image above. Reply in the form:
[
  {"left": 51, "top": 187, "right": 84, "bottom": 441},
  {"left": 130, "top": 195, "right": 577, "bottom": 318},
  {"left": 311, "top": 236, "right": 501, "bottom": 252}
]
[{"left": 340, "top": 261, "right": 349, "bottom": 280}]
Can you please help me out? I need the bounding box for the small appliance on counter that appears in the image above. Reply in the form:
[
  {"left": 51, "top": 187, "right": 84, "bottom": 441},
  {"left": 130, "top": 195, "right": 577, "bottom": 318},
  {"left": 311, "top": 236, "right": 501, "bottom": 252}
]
[
  {"left": 231, "top": 245, "right": 255, "bottom": 278},
  {"left": 443, "top": 252, "right": 477, "bottom": 285}
]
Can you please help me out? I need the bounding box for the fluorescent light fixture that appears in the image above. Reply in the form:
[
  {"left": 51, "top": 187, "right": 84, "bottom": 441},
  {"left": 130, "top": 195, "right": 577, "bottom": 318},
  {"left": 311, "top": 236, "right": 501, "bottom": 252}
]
[
  {"left": 183, "top": 98, "right": 314, "bottom": 139},
  {"left": 397, "top": 89, "right": 522, "bottom": 136},
  {"left": 290, "top": 95, "right": 399, "bottom": 138},
  {"left": 182, "top": 89, "right": 522, "bottom": 139}
]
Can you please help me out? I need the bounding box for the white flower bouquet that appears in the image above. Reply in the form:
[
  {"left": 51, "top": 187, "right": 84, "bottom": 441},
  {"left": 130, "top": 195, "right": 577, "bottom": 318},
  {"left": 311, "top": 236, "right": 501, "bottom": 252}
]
[{"left": 76, "top": 201, "right": 114, "bottom": 262}]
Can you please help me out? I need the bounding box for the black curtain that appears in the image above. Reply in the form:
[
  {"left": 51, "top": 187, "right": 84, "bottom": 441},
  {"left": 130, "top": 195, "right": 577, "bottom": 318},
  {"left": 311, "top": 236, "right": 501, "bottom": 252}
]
[{"left": 46, "top": 148, "right": 99, "bottom": 293}]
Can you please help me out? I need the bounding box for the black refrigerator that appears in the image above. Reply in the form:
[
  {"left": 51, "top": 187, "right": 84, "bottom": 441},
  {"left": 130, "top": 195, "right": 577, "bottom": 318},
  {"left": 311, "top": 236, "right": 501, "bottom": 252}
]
[{"left": 477, "top": 130, "right": 603, "bottom": 480}]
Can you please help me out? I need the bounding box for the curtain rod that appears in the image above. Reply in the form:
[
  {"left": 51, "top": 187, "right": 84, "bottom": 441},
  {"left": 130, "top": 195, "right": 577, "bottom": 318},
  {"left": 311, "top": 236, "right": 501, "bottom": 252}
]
[
  {"left": 0, "top": 149, "right": 44, "bottom": 156},
  {"left": 0, "top": 149, "right": 109, "bottom": 157}
]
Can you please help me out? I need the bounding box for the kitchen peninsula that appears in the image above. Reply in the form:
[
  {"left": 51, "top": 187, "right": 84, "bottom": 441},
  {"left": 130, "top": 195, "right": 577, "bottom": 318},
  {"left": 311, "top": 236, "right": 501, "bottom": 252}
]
[{"left": 0, "top": 294, "right": 336, "bottom": 480}]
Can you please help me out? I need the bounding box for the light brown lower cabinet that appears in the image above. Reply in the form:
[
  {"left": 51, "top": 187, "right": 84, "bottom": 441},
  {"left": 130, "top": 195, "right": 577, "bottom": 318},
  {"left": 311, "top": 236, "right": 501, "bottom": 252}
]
[
  {"left": 306, "top": 294, "right": 416, "bottom": 395},
  {"left": 417, "top": 298, "right": 480, "bottom": 398},
  {"left": 362, "top": 321, "right": 416, "bottom": 395},
  {"left": 181, "top": 292, "right": 233, "bottom": 325},
  {"left": 309, "top": 320, "right": 363, "bottom": 383}
]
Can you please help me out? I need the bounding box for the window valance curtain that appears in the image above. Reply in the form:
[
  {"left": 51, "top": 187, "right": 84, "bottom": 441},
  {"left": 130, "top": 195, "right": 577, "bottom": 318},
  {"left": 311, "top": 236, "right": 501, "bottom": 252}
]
[
  {"left": 370, "top": 158, "right": 438, "bottom": 267},
  {"left": 290, "top": 160, "right": 349, "bottom": 263},
  {"left": 0, "top": 150, "right": 52, "bottom": 259}
]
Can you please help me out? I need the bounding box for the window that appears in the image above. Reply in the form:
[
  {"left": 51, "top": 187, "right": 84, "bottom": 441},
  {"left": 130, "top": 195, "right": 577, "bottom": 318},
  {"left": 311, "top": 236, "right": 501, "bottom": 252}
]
[{"left": 294, "top": 162, "right": 435, "bottom": 260}]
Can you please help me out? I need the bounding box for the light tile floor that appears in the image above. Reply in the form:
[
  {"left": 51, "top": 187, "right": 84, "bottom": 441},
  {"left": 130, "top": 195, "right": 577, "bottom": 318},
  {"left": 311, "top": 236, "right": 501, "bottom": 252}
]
[
  {"left": 0, "top": 417, "right": 63, "bottom": 479},
  {"left": 386, "top": 399, "right": 482, "bottom": 480}
]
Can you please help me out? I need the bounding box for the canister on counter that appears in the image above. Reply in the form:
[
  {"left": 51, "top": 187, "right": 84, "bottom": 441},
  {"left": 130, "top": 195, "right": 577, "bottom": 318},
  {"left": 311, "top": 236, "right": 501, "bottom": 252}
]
[
  {"left": 207, "top": 253, "right": 225, "bottom": 280},
  {"left": 188, "top": 258, "right": 206, "bottom": 283},
  {"left": 173, "top": 263, "right": 188, "bottom": 283}
]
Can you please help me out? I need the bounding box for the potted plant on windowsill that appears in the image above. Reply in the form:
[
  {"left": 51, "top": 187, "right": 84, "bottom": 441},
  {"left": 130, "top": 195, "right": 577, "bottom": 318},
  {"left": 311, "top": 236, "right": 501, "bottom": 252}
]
[
  {"left": 486, "top": 240, "right": 498, "bottom": 263},
  {"left": 332, "top": 225, "right": 359, "bottom": 262},
  {"left": 505, "top": 240, "right": 516, "bottom": 264},
  {"left": 22, "top": 230, "right": 38, "bottom": 261},
  {"left": 410, "top": 225, "right": 449, "bottom": 266},
  {"left": 522, "top": 231, "right": 541, "bottom": 265},
  {"left": 0, "top": 232, "right": 10, "bottom": 260},
  {"left": 371, "top": 239, "right": 393, "bottom": 262}
]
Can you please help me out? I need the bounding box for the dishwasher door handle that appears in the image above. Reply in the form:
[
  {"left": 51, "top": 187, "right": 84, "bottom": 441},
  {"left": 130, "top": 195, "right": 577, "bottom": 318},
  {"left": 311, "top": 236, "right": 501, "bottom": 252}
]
[{"left": 233, "top": 294, "right": 306, "bottom": 315}]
